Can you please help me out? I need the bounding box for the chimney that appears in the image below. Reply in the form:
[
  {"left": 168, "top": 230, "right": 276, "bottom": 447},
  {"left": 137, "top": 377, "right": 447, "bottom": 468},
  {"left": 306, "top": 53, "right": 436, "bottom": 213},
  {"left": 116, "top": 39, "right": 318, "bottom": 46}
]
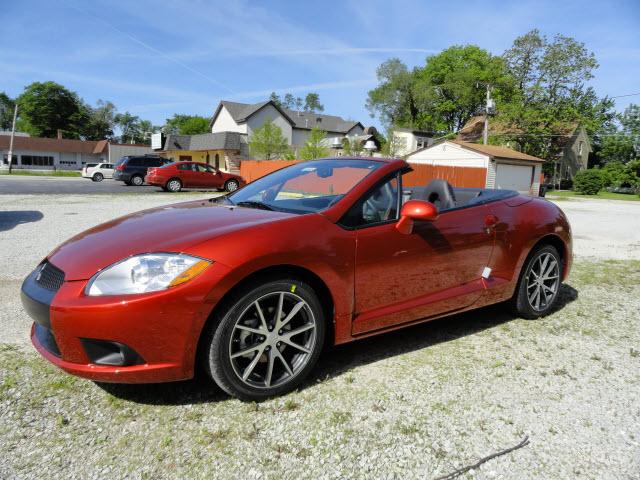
[{"left": 57, "top": 129, "right": 63, "bottom": 139}]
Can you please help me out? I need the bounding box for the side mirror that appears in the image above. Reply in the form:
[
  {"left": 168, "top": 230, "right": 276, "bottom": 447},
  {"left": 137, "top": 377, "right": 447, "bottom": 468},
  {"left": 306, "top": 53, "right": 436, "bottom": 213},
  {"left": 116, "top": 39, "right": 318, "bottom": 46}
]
[{"left": 395, "top": 200, "right": 438, "bottom": 234}]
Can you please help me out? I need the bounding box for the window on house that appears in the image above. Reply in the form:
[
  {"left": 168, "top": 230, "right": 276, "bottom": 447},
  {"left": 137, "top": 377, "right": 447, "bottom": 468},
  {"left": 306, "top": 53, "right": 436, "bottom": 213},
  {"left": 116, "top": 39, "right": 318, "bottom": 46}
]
[
  {"left": 3, "top": 155, "right": 17, "bottom": 165},
  {"left": 416, "top": 137, "right": 429, "bottom": 149},
  {"left": 21, "top": 155, "right": 54, "bottom": 166},
  {"left": 578, "top": 141, "right": 584, "bottom": 156}
]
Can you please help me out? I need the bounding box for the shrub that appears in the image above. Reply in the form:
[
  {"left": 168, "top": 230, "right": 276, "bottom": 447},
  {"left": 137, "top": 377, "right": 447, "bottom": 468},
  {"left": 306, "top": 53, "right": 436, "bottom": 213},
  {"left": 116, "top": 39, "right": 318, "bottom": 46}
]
[
  {"left": 573, "top": 169, "right": 604, "bottom": 195},
  {"left": 601, "top": 161, "right": 639, "bottom": 188}
]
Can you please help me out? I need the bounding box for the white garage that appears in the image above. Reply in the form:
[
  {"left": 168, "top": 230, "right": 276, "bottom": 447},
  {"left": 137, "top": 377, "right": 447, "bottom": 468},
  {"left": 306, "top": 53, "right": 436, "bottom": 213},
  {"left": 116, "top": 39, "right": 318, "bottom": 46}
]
[{"left": 405, "top": 140, "right": 545, "bottom": 195}]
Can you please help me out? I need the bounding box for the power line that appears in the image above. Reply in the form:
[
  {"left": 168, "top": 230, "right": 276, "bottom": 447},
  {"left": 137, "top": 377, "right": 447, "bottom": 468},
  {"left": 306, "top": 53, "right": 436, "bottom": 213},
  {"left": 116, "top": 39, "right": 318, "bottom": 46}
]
[
  {"left": 610, "top": 92, "right": 640, "bottom": 99},
  {"left": 64, "top": 1, "right": 235, "bottom": 94}
]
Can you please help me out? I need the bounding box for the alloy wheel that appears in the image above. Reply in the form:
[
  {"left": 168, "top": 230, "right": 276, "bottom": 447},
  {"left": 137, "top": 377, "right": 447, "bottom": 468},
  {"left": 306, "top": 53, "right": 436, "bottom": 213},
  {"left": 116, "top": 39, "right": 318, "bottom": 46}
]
[
  {"left": 132, "top": 176, "right": 143, "bottom": 186},
  {"left": 167, "top": 179, "right": 181, "bottom": 192},
  {"left": 226, "top": 180, "right": 239, "bottom": 192},
  {"left": 526, "top": 252, "right": 560, "bottom": 312},
  {"left": 228, "top": 291, "right": 317, "bottom": 389}
]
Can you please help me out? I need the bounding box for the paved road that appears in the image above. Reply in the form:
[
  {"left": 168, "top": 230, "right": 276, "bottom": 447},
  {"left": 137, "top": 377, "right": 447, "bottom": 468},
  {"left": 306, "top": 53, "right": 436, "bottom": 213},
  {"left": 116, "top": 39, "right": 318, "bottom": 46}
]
[{"left": 0, "top": 175, "right": 222, "bottom": 195}]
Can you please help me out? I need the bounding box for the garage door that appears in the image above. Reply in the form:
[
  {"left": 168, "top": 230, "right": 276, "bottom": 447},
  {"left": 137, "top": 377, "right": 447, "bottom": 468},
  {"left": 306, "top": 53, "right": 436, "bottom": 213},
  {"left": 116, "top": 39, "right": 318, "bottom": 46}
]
[{"left": 495, "top": 163, "right": 534, "bottom": 194}]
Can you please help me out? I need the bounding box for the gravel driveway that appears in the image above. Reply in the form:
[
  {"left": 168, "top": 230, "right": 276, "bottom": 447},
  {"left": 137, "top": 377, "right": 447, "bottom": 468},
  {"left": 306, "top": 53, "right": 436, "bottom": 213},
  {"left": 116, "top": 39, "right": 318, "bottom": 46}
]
[{"left": 1, "top": 194, "right": 639, "bottom": 479}]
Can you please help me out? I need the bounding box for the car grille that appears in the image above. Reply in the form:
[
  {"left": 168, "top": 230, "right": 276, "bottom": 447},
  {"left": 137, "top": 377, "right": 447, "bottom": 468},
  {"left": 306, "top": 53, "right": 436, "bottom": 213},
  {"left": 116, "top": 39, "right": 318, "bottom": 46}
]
[{"left": 35, "top": 262, "right": 65, "bottom": 292}]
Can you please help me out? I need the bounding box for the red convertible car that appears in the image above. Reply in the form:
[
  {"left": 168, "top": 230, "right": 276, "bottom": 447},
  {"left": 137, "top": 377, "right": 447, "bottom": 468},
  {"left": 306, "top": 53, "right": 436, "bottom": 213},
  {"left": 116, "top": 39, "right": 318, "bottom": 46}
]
[
  {"left": 21, "top": 158, "right": 572, "bottom": 400},
  {"left": 145, "top": 161, "right": 246, "bottom": 192}
]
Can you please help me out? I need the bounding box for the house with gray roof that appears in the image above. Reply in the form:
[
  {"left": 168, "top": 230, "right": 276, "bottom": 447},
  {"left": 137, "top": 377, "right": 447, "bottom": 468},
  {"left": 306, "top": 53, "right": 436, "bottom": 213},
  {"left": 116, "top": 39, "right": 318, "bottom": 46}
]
[
  {"left": 153, "top": 99, "right": 371, "bottom": 170},
  {"left": 211, "top": 100, "right": 366, "bottom": 153}
]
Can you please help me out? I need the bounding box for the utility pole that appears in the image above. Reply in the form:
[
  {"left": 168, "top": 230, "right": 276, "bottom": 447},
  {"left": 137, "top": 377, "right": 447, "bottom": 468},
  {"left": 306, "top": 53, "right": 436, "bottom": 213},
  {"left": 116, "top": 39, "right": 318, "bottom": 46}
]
[
  {"left": 7, "top": 104, "right": 17, "bottom": 174},
  {"left": 483, "top": 84, "right": 494, "bottom": 145}
]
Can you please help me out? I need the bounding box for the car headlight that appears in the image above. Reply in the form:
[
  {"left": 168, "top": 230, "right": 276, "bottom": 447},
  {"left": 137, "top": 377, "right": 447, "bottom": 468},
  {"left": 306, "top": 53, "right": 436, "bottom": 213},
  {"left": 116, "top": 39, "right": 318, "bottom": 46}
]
[{"left": 86, "top": 253, "right": 210, "bottom": 296}]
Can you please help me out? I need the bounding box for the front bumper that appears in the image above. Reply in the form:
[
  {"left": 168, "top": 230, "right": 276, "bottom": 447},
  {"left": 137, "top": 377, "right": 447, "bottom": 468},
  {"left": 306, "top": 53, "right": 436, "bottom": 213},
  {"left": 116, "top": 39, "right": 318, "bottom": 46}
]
[{"left": 21, "top": 261, "right": 231, "bottom": 383}]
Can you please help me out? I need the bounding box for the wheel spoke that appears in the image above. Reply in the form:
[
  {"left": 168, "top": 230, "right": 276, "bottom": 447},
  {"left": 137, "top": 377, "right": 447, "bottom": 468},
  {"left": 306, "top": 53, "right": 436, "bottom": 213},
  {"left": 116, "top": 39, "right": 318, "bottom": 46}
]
[
  {"left": 281, "top": 338, "right": 311, "bottom": 354},
  {"left": 274, "top": 348, "right": 294, "bottom": 376},
  {"left": 282, "top": 323, "right": 315, "bottom": 339},
  {"left": 264, "top": 349, "right": 275, "bottom": 387},
  {"left": 543, "top": 259, "right": 557, "bottom": 278},
  {"left": 254, "top": 301, "right": 269, "bottom": 331},
  {"left": 274, "top": 292, "right": 284, "bottom": 326},
  {"left": 242, "top": 346, "right": 265, "bottom": 380},
  {"left": 231, "top": 344, "right": 263, "bottom": 359},
  {"left": 235, "top": 324, "right": 264, "bottom": 335},
  {"left": 278, "top": 301, "right": 305, "bottom": 330},
  {"left": 535, "top": 286, "right": 542, "bottom": 309}
]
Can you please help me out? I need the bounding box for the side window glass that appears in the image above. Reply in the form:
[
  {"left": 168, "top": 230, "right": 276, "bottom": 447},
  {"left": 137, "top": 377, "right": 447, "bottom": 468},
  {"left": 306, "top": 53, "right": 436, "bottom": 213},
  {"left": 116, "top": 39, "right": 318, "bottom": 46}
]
[{"left": 341, "top": 175, "right": 400, "bottom": 228}]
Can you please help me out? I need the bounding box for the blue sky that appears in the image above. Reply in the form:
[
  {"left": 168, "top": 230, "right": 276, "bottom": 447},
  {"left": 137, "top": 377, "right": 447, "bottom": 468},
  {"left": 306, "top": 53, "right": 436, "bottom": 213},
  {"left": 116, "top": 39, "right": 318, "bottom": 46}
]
[{"left": 1, "top": 0, "right": 639, "bottom": 130}]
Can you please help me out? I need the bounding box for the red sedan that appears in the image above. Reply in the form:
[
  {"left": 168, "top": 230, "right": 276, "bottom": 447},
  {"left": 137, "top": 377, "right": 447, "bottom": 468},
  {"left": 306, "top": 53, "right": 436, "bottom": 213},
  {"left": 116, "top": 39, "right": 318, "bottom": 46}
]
[
  {"left": 21, "top": 158, "right": 572, "bottom": 400},
  {"left": 145, "top": 161, "right": 246, "bottom": 192}
]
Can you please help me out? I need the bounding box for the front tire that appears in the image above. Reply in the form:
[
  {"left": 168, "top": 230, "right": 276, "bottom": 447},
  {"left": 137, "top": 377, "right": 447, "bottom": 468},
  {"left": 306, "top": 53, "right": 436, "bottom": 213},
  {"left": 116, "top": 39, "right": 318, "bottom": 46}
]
[
  {"left": 225, "top": 179, "right": 239, "bottom": 192},
  {"left": 166, "top": 178, "right": 182, "bottom": 192},
  {"left": 511, "top": 245, "right": 562, "bottom": 319},
  {"left": 202, "top": 279, "right": 325, "bottom": 401},
  {"left": 92, "top": 172, "right": 104, "bottom": 182}
]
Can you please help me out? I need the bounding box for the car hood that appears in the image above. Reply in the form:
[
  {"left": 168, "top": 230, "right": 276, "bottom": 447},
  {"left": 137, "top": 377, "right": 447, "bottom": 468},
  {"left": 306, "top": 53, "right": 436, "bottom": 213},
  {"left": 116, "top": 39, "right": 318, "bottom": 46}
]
[{"left": 48, "top": 200, "right": 294, "bottom": 280}]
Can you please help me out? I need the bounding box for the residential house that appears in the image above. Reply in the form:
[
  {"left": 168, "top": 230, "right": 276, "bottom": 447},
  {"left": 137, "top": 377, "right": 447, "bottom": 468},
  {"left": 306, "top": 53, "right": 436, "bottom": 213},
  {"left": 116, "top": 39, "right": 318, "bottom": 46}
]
[
  {"left": 0, "top": 133, "right": 152, "bottom": 170},
  {"left": 391, "top": 128, "right": 436, "bottom": 156},
  {"left": 457, "top": 116, "right": 592, "bottom": 181},
  {"left": 210, "top": 100, "right": 368, "bottom": 156}
]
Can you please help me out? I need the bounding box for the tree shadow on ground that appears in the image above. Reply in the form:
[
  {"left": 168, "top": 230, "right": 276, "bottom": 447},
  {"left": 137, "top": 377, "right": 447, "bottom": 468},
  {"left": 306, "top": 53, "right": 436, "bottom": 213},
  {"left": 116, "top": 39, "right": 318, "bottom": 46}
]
[
  {"left": 97, "top": 284, "right": 578, "bottom": 405},
  {"left": 0, "top": 210, "right": 43, "bottom": 232}
]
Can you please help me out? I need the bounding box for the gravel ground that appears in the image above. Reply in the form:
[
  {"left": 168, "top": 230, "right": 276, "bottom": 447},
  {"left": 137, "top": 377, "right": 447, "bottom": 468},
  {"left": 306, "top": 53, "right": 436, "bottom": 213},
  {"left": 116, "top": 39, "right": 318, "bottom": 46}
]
[{"left": 1, "top": 194, "right": 639, "bottom": 479}]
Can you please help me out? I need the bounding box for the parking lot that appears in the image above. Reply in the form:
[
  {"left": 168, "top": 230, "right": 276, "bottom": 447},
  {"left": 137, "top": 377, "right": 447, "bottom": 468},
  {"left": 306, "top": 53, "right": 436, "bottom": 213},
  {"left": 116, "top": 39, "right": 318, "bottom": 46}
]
[{"left": 1, "top": 192, "right": 639, "bottom": 479}]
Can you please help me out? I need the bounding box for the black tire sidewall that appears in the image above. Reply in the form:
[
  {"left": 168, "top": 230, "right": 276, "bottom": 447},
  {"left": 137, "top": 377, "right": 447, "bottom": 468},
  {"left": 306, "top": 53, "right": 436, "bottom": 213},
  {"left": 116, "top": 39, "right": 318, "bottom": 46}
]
[
  {"left": 93, "top": 173, "right": 103, "bottom": 182},
  {"left": 514, "top": 245, "right": 562, "bottom": 319},
  {"left": 205, "top": 279, "right": 325, "bottom": 401}
]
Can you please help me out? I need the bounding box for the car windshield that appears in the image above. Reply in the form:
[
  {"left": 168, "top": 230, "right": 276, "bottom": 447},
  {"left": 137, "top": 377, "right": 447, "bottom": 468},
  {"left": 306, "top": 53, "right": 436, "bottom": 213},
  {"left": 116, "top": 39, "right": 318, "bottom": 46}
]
[
  {"left": 159, "top": 162, "right": 175, "bottom": 168},
  {"left": 226, "top": 159, "right": 381, "bottom": 214}
]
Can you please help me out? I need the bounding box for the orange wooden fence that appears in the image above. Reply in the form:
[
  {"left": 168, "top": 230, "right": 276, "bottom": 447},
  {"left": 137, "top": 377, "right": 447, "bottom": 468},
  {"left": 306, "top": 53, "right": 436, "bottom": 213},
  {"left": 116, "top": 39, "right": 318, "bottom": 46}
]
[
  {"left": 403, "top": 164, "right": 487, "bottom": 188},
  {"left": 239, "top": 159, "right": 487, "bottom": 189}
]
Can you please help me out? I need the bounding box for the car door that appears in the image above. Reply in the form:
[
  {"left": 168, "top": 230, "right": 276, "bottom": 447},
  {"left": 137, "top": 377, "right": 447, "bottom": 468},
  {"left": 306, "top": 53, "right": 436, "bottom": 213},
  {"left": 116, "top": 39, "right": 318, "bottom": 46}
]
[
  {"left": 177, "top": 163, "right": 198, "bottom": 187},
  {"left": 102, "top": 164, "right": 114, "bottom": 178},
  {"left": 193, "top": 164, "right": 219, "bottom": 188},
  {"left": 350, "top": 173, "right": 495, "bottom": 335}
]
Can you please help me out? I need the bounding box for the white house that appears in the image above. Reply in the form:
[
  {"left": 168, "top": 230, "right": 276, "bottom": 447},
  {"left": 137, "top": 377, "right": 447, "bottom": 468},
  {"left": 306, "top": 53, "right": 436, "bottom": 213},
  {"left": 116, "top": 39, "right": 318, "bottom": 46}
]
[
  {"left": 392, "top": 128, "right": 435, "bottom": 156},
  {"left": 210, "top": 100, "right": 367, "bottom": 156},
  {"left": 406, "top": 140, "right": 545, "bottom": 195}
]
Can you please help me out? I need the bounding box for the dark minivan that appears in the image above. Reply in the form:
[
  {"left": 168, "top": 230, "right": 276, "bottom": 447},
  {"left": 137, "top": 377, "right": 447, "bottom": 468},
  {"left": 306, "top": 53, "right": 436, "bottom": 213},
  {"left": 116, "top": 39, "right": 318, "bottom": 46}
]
[{"left": 113, "top": 155, "right": 172, "bottom": 186}]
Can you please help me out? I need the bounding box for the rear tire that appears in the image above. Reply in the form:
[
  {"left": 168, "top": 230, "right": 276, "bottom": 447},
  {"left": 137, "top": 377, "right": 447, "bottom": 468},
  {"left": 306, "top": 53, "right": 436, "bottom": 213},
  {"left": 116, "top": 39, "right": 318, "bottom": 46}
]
[
  {"left": 92, "top": 172, "right": 104, "bottom": 182},
  {"left": 225, "top": 179, "right": 239, "bottom": 192},
  {"left": 201, "top": 279, "right": 325, "bottom": 401},
  {"left": 511, "top": 245, "right": 562, "bottom": 319},
  {"left": 131, "top": 175, "right": 144, "bottom": 186},
  {"left": 166, "top": 178, "right": 182, "bottom": 192}
]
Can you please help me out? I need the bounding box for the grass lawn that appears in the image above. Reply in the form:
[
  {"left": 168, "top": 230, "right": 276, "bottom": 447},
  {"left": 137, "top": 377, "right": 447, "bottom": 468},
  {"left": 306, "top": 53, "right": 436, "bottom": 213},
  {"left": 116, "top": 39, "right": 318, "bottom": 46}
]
[
  {"left": 547, "top": 189, "right": 640, "bottom": 201},
  {"left": 0, "top": 170, "right": 81, "bottom": 177}
]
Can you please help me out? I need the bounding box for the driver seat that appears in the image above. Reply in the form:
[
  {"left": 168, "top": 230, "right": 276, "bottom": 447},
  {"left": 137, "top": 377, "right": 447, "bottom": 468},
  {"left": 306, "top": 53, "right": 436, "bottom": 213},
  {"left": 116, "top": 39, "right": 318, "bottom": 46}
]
[{"left": 412, "top": 179, "right": 457, "bottom": 211}]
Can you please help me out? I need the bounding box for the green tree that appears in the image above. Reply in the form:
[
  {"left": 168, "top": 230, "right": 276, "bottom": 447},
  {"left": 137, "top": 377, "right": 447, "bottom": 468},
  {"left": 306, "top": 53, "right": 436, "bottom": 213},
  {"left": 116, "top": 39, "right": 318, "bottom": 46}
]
[
  {"left": 164, "top": 114, "right": 209, "bottom": 135},
  {"left": 249, "top": 120, "right": 290, "bottom": 159},
  {"left": 16, "top": 81, "right": 88, "bottom": 138},
  {"left": 282, "top": 93, "right": 296, "bottom": 109},
  {"left": 303, "top": 93, "right": 324, "bottom": 113},
  {"left": 342, "top": 136, "right": 361, "bottom": 156},
  {"left": 0, "top": 92, "right": 16, "bottom": 130},
  {"left": 269, "top": 92, "right": 282, "bottom": 107},
  {"left": 115, "top": 111, "right": 141, "bottom": 143},
  {"left": 366, "top": 58, "right": 418, "bottom": 128},
  {"left": 83, "top": 100, "right": 117, "bottom": 140},
  {"left": 299, "top": 127, "right": 329, "bottom": 160},
  {"left": 500, "top": 30, "right": 614, "bottom": 160}
]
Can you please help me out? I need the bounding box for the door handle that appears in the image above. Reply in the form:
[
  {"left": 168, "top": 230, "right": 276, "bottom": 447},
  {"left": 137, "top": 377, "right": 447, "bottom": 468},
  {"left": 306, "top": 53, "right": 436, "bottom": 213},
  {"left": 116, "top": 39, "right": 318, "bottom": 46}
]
[{"left": 484, "top": 214, "right": 498, "bottom": 234}]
